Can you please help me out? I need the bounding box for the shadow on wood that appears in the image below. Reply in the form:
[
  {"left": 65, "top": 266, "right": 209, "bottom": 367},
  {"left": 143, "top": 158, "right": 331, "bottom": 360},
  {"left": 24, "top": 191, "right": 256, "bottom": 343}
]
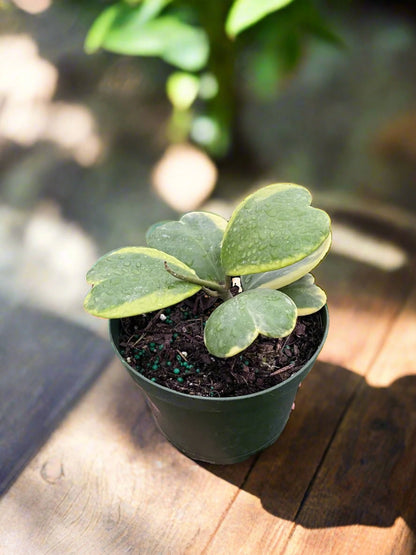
[
  {"left": 201, "top": 362, "right": 416, "bottom": 533},
  {"left": 0, "top": 300, "right": 113, "bottom": 496}
]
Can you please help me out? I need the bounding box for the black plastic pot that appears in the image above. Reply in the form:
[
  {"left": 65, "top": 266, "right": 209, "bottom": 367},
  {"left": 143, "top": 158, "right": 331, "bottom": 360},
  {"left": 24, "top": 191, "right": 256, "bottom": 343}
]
[{"left": 109, "top": 306, "right": 328, "bottom": 464}]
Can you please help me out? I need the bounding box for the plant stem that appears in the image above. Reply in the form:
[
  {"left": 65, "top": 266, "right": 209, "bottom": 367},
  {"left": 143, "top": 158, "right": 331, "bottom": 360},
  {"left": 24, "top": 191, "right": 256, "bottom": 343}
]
[
  {"left": 164, "top": 262, "right": 232, "bottom": 301},
  {"left": 197, "top": 0, "right": 236, "bottom": 155}
]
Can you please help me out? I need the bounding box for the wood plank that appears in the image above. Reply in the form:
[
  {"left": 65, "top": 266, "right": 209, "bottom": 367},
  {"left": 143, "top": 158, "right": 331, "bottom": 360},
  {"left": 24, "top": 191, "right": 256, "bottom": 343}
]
[
  {"left": 285, "top": 268, "right": 416, "bottom": 554},
  {"left": 0, "top": 359, "right": 253, "bottom": 553},
  {"left": 201, "top": 361, "right": 361, "bottom": 553},
  {"left": 203, "top": 252, "right": 415, "bottom": 554},
  {"left": 315, "top": 253, "right": 414, "bottom": 373},
  {"left": 0, "top": 300, "right": 112, "bottom": 495}
]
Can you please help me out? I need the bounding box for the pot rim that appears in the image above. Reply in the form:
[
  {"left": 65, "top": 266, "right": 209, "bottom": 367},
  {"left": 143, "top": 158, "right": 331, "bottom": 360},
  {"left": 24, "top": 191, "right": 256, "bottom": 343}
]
[{"left": 110, "top": 304, "right": 329, "bottom": 402}]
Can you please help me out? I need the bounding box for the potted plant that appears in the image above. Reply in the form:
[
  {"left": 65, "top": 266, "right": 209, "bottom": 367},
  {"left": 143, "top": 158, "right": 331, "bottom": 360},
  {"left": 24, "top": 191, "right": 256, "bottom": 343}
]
[{"left": 84, "top": 183, "right": 331, "bottom": 463}]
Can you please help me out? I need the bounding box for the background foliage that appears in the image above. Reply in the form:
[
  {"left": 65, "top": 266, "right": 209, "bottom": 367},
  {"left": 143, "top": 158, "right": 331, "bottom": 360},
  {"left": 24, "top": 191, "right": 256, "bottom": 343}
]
[{"left": 84, "top": 0, "right": 342, "bottom": 160}]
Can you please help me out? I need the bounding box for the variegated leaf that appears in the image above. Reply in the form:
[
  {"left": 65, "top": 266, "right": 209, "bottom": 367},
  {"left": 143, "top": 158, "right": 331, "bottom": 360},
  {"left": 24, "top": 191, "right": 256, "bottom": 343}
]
[
  {"left": 146, "top": 211, "right": 227, "bottom": 282},
  {"left": 241, "top": 234, "right": 331, "bottom": 290},
  {"left": 84, "top": 247, "right": 200, "bottom": 318},
  {"left": 279, "top": 274, "right": 326, "bottom": 315},
  {"left": 221, "top": 183, "right": 331, "bottom": 277},
  {"left": 204, "top": 289, "right": 297, "bottom": 358}
]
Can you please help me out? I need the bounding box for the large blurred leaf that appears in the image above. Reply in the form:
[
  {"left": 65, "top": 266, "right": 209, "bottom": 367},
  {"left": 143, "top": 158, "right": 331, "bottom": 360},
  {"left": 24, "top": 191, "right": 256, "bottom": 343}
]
[
  {"left": 300, "top": 0, "right": 344, "bottom": 47},
  {"left": 244, "top": 0, "right": 342, "bottom": 97},
  {"left": 226, "top": 0, "right": 295, "bottom": 37},
  {"left": 146, "top": 212, "right": 227, "bottom": 282},
  {"left": 84, "top": 247, "right": 200, "bottom": 318},
  {"left": 221, "top": 183, "right": 331, "bottom": 277},
  {"left": 204, "top": 289, "right": 297, "bottom": 358},
  {"left": 85, "top": 0, "right": 171, "bottom": 53},
  {"left": 85, "top": 2, "right": 209, "bottom": 71}
]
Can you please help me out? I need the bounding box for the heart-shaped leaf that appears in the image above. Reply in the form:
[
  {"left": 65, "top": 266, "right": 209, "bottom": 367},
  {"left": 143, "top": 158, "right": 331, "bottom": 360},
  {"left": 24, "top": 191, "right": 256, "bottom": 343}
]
[
  {"left": 221, "top": 183, "right": 331, "bottom": 277},
  {"left": 204, "top": 289, "right": 297, "bottom": 358},
  {"left": 241, "top": 233, "right": 331, "bottom": 291},
  {"left": 146, "top": 211, "right": 227, "bottom": 282},
  {"left": 84, "top": 247, "right": 200, "bottom": 318},
  {"left": 279, "top": 274, "right": 326, "bottom": 315}
]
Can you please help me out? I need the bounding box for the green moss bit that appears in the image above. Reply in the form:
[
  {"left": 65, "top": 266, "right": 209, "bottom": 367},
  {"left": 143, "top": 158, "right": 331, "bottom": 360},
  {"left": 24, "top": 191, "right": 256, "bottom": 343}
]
[
  {"left": 152, "top": 363, "right": 159, "bottom": 370},
  {"left": 177, "top": 377, "right": 184, "bottom": 383},
  {"left": 159, "top": 344, "right": 164, "bottom": 350},
  {"left": 167, "top": 361, "right": 172, "bottom": 366},
  {"left": 173, "top": 368, "right": 180, "bottom": 374},
  {"left": 151, "top": 377, "right": 156, "bottom": 382}
]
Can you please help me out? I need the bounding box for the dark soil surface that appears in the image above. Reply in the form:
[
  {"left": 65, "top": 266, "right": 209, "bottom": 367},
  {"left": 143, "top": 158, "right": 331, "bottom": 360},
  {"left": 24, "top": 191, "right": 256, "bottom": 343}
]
[{"left": 118, "top": 291, "right": 325, "bottom": 397}]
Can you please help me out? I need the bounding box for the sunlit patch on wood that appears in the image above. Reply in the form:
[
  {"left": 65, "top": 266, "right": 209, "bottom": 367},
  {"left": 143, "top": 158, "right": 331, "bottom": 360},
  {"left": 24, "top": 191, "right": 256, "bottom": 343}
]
[{"left": 331, "top": 222, "right": 407, "bottom": 271}]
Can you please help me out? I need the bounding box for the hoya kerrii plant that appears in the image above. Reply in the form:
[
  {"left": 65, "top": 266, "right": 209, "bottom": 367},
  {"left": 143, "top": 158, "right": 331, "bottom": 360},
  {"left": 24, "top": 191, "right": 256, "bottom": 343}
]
[{"left": 84, "top": 183, "right": 331, "bottom": 358}]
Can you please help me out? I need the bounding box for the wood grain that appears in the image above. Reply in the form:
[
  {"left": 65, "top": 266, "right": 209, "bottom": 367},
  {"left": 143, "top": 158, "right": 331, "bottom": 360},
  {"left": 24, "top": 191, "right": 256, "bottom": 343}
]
[
  {"left": 286, "top": 268, "right": 416, "bottom": 554},
  {"left": 0, "top": 360, "right": 253, "bottom": 553},
  {"left": 203, "top": 253, "right": 415, "bottom": 554},
  {"left": 0, "top": 300, "right": 112, "bottom": 496}
]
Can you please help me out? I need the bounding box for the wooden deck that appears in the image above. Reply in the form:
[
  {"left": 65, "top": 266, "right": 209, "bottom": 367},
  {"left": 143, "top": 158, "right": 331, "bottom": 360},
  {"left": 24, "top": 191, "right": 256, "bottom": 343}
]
[{"left": 1, "top": 206, "right": 416, "bottom": 554}]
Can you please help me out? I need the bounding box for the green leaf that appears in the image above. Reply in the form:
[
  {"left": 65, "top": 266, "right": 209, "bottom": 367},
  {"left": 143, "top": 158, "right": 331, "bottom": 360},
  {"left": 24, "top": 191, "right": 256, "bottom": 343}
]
[
  {"left": 300, "top": 1, "right": 345, "bottom": 48},
  {"left": 279, "top": 273, "right": 326, "bottom": 316},
  {"left": 85, "top": 3, "right": 120, "bottom": 54},
  {"left": 221, "top": 183, "right": 331, "bottom": 277},
  {"left": 86, "top": 2, "right": 209, "bottom": 71},
  {"left": 146, "top": 212, "right": 227, "bottom": 282},
  {"left": 204, "top": 289, "right": 297, "bottom": 358},
  {"left": 226, "top": 0, "right": 295, "bottom": 37},
  {"left": 85, "top": 0, "right": 171, "bottom": 54},
  {"left": 84, "top": 247, "right": 200, "bottom": 318},
  {"left": 241, "top": 233, "right": 331, "bottom": 290}
]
